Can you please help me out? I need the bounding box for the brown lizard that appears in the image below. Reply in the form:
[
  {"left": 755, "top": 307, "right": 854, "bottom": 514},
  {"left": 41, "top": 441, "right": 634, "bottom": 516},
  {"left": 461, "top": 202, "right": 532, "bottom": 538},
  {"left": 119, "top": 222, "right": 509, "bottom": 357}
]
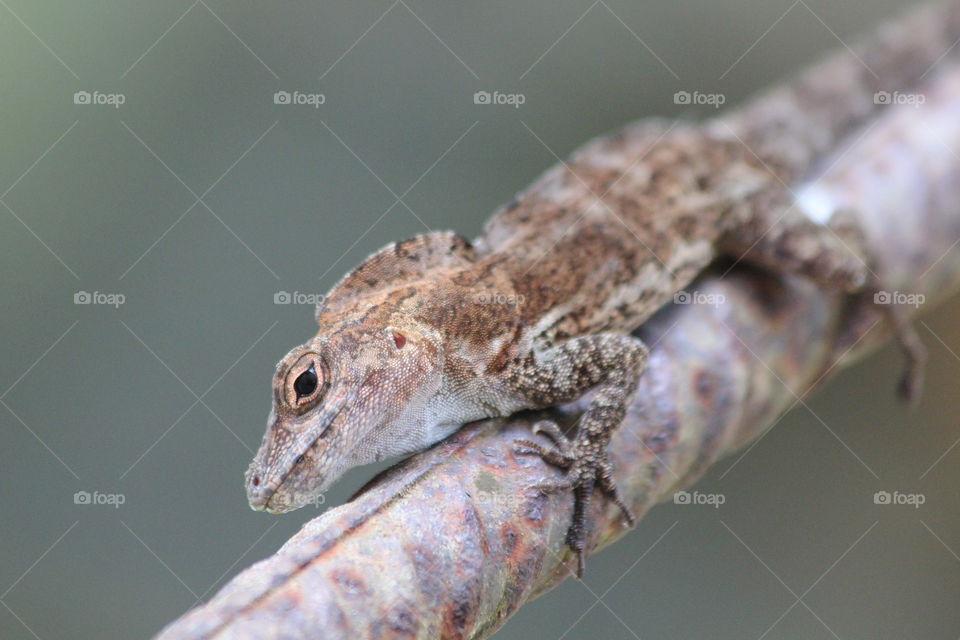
[
  {"left": 244, "top": 2, "right": 953, "bottom": 575},
  {"left": 242, "top": 130, "right": 922, "bottom": 574}
]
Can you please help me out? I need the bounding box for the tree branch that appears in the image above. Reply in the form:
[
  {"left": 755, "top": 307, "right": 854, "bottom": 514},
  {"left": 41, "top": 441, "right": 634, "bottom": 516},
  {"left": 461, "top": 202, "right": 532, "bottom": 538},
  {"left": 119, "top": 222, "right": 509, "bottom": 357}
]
[{"left": 157, "top": 3, "right": 960, "bottom": 638}]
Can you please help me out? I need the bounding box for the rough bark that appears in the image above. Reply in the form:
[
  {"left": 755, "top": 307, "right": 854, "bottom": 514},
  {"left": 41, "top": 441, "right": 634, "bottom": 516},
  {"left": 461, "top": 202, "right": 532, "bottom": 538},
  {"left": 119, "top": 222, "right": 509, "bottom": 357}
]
[{"left": 157, "top": 3, "right": 960, "bottom": 638}]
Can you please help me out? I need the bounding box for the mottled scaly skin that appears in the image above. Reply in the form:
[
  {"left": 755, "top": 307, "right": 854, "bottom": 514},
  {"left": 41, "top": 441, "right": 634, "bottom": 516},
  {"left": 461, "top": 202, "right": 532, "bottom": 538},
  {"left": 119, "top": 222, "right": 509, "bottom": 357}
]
[
  {"left": 473, "top": 123, "right": 732, "bottom": 344},
  {"left": 242, "top": 7, "right": 960, "bottom": 563},
  {"left": 242, "top": 0, "right": 960, "bottom": 566},
  {"left": 243, "top": 120, "right": 893, "bottom": 574}
]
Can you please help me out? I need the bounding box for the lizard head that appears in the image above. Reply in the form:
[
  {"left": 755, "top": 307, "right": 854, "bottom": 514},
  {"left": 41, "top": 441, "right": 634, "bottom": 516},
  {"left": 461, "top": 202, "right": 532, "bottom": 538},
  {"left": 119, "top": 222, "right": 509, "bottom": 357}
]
[{"left": 244, "top": 316, "right": 445, "bottom": 513}]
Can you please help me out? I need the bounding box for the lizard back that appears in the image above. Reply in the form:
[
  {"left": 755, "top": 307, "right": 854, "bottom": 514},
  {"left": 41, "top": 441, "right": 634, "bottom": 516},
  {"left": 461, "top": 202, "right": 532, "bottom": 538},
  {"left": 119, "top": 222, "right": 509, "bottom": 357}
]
[{"left": 471, "top": 121, "right": 732, "bottom": 346}]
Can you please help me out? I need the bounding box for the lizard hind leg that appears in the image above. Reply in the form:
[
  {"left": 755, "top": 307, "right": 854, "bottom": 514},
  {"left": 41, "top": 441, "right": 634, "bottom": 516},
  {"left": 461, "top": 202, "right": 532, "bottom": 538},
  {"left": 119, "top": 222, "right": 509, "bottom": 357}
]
[
  {"left": 837, "top": 288, "right": 927, "bottom": 404},
  {"left": 718, "top": 202, "right": 925, "bottom": 402},
  {"left": 509, "top": 333, "right": 648, "bottom": 576},
  {"left": 811, "top": 205, "right": 926, "bottom": 394},
  {"left": 888, "top": 303, "right": 926, "bottom": 403}
]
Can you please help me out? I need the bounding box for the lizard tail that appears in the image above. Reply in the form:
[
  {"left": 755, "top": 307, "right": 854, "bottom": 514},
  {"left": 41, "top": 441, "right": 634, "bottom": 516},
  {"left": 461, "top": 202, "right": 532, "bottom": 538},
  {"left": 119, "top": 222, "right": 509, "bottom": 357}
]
[{"left": 712, "top": 0, "right": 960, "bottom": 184}]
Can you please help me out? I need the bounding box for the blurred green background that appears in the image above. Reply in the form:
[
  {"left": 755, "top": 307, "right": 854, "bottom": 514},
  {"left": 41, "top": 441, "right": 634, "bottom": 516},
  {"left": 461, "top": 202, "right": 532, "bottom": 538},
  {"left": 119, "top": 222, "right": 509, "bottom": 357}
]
[{"left": 2, "top": 1, "right": 958, "bottom": 638}]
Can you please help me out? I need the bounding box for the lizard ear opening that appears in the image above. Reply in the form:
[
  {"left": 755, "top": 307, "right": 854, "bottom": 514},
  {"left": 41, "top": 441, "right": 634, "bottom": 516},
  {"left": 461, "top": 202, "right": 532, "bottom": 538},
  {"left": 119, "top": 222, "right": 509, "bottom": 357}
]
[{"left": 390, "top": 328, "right": 407, "bottom": 349}]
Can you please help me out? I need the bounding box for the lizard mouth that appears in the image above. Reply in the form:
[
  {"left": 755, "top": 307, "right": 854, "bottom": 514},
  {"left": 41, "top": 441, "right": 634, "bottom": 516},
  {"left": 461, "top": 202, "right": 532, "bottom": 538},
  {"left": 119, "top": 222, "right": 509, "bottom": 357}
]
[{"left": 246, "top": 387, "right": 354, "bottom": 513}]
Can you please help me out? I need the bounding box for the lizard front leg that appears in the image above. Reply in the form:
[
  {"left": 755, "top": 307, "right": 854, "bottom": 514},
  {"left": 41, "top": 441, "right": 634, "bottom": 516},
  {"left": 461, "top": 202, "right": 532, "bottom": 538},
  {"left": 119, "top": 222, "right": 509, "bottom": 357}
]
[{"left": 508, "top": 332, "right": 648, "bottom": 576}]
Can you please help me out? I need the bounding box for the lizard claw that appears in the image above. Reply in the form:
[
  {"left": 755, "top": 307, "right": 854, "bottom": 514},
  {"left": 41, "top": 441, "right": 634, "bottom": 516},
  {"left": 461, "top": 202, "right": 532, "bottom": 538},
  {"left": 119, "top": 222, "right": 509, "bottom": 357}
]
[{"left": 514, "top": 419, "right": 635, "bottom": 578}]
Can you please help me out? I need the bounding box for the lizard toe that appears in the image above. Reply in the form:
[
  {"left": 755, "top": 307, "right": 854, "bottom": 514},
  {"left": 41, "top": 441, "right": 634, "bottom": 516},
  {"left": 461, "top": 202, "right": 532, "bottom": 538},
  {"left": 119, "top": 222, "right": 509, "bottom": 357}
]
[
  {"left": 513, "top": 438, "right": 576, "bottom": 468},
  {"left": 531, "top": 419, "right": 572, "bottom": 451},
  {"left": 598, "top": 460, "right": 635, "bottom": 526}
]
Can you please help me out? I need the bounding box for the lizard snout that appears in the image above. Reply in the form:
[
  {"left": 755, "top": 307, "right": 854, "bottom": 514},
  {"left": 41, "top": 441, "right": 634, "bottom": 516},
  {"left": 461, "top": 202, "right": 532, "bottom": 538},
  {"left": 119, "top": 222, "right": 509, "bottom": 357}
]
[
  {"left": 245, "top": 470, "right": 310, "bottom": 513},
  {"left": 245, "top": 466, "right": 286, "bottom": 512},
  {"left": 245, "top": 473, "right": 273, "bottom": 511}
]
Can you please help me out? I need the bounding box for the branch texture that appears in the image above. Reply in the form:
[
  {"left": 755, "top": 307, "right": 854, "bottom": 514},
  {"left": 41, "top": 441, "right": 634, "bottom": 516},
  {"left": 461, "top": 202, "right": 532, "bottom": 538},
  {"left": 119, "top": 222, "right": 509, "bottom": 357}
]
[{"left": 157, "top": 4, "right": 960, "bottom": 638}]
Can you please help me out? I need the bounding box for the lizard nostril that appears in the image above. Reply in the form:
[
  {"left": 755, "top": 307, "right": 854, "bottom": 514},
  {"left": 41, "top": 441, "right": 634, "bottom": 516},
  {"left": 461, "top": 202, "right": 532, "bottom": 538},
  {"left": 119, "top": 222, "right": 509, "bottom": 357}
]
[{"left": 252, "top": 475, "right": 260, "bottom": 487}]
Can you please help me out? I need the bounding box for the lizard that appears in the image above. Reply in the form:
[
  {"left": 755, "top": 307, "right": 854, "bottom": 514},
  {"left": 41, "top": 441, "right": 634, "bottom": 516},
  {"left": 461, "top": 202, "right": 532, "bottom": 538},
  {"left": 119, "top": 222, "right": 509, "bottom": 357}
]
[
  {"left": 242, "top": 129, "right": 924, "bottom": 575},
  {"left": 244, "top": 1, "right": 955, "bottom": 575}
]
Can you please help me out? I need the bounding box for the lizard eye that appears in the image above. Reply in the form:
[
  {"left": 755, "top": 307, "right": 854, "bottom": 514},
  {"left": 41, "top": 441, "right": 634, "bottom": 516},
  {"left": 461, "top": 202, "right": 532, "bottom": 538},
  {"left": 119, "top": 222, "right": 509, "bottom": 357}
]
[
  {"left": 294, "top": 366, "right": 318, "bottom": 398},
  {"left": 283, "top": 354, "right": 327, "bottom": 410}
]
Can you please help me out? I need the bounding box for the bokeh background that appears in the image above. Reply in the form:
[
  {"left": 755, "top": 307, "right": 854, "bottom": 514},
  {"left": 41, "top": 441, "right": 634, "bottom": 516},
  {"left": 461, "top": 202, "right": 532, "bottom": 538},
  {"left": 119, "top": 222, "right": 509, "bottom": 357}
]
[{"left": 2, "top": 0, "right": 958, "bottom": 638}]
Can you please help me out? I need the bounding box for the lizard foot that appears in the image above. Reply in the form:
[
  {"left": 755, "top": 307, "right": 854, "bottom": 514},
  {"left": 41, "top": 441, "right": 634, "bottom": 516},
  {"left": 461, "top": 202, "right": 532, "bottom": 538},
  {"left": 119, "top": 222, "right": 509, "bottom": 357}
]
[
  {"left": 885, "top": 301, "right": 927, "bottom": 405},
  {"left": 514, "top": 419, "right": 635, "bottom": 577}
]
